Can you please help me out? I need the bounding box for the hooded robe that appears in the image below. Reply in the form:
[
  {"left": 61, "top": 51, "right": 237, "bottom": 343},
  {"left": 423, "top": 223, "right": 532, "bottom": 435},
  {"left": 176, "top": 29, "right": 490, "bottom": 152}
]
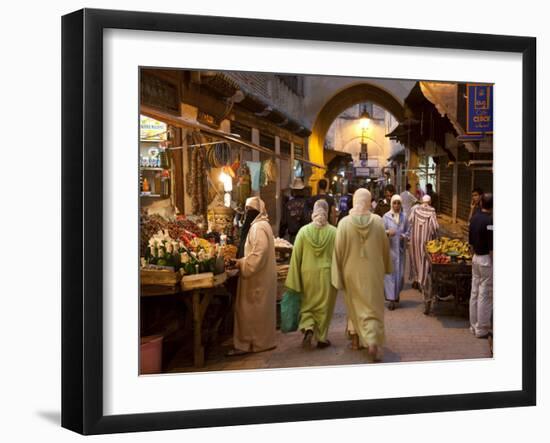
[
  {"left": 285, "top": 200, "right": 337, "bottom": 342},
  {"left": 234, "top": 197, "right": 277, "bottom": 352},
  {"left": 331, "top": 189, "right": 392, "bottom": 348}
]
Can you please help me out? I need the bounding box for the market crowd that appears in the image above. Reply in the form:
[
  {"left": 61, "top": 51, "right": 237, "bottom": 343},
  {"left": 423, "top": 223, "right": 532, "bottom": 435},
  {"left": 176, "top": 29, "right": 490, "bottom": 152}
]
[{"left": 227, "top": 179, "right": 493, "bottom": 362}]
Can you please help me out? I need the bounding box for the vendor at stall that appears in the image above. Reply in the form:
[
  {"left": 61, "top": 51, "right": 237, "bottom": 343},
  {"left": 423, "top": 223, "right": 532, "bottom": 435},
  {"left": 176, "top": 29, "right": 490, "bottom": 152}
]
[{"left": 227, "top": 197, "right": 277, "bottom": 356}]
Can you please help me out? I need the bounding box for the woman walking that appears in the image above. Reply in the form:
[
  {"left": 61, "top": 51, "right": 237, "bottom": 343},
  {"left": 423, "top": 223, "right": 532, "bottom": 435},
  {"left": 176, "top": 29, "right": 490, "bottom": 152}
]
[
  {"left": 285, "top": 200, "right": 337, "bottom": 348},
  {"left": 383, "top": 195, "right": 408, "bottom": 310}
]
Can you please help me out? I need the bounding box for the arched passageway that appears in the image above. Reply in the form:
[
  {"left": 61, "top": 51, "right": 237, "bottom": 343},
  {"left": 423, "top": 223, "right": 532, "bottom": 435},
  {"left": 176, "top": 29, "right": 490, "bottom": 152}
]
[{"left": 308, "top": 83, "right": 406, "bottom": 190}]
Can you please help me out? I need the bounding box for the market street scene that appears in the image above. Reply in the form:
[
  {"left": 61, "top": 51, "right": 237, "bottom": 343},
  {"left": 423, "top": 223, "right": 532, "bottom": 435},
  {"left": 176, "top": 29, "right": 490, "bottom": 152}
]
[{"left": 139, "top": 69, "right": 493, "bottom": 374}]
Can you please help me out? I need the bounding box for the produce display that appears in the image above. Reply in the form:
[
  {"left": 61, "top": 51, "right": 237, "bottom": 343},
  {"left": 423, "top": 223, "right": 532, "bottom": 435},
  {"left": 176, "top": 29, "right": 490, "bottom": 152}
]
[
  {"left": 144, "top": 229, "right": 220, "bottom": 275},
  {"left": 430, "top": 253, "right": 451, "bottom": 264},
  {"left": 140, "top": 213, "right": 203, "bottom": 257},
  {"left": 426, "top": 237, "right": 472, "bottom": 262}
]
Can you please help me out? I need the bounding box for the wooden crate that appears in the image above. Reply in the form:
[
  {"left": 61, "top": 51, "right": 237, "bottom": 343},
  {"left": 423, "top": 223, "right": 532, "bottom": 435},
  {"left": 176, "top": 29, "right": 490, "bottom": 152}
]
[
  {"left": 141, "top": 268, "right": 182, "bottom": 286},
  {"left": 181, "top": 272, "right": 227, "bottom": 291}
]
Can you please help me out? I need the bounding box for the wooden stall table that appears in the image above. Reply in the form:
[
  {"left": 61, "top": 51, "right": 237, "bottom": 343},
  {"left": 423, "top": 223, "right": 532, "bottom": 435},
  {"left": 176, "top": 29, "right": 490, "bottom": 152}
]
[{"left": 180, "top": 272, "right": 230, "bottom": 368}]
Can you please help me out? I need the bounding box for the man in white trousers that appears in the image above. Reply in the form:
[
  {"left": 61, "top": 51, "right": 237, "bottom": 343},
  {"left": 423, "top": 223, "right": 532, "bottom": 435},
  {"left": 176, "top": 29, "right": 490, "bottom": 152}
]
[{"left": 468, "top": 193, "right": 493, "bottom": 339}]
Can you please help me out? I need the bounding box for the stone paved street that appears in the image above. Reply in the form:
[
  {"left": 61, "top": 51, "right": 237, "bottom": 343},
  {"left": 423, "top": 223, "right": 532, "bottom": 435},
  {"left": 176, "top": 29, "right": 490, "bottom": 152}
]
[{"left": 167, "top": 284, "right": 492, "bottom": 373}]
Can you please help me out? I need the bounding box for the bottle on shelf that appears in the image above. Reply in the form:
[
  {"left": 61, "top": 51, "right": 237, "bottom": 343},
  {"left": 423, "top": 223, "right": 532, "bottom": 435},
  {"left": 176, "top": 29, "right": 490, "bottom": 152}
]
[{"left": 142, "top": 178, "right": 150, "bottom": 193}]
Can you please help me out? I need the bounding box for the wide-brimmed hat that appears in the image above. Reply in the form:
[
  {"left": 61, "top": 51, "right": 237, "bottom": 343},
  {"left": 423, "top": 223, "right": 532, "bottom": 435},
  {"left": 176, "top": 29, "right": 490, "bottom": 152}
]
[{"left": 290, "top": 177, "right": 305, "bottom": 190}]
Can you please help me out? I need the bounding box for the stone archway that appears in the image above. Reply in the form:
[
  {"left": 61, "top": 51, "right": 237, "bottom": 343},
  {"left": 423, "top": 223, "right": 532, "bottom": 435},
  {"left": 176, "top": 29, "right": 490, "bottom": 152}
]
[{"left": 308, "top": 83, "right": 406, "bottom": 191}]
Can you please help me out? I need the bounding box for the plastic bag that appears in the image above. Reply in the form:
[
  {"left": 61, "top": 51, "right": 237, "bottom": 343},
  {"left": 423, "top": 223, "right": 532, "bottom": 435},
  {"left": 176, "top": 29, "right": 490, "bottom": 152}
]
[{"left": 280, "top": 290, "right": 302, "bottom": 333}]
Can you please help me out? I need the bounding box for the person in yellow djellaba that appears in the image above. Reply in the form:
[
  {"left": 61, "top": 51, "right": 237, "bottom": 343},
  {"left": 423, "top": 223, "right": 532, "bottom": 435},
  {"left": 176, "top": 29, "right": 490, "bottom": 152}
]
[
  {"left": 285, "top": 199, "right": 338, "bottom": 349},
  {"left": 331, "top": 188, "right": 392, "bottom": 361}
]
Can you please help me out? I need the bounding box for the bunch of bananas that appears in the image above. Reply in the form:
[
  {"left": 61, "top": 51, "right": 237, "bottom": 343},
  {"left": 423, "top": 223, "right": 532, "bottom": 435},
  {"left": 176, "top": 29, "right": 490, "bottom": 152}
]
[
  {"left": 426, "top": 237, "right": 472, "bottom": 260},
  {"left": 426, "top": 239, "right": 442, "bottom": 254}
]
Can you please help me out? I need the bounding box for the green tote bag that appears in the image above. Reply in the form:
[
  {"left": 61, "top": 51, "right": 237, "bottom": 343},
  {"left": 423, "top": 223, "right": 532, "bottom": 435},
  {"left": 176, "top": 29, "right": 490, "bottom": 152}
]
[{"left": 280, "top": 290, "right": 302, "bottom": 333}]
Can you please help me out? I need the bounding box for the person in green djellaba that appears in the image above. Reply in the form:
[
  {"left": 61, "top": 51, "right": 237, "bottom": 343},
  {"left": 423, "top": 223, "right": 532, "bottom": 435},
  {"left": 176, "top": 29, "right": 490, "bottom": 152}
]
[{"left": 285, "top": 199, "right": 337, "bottom": 349}]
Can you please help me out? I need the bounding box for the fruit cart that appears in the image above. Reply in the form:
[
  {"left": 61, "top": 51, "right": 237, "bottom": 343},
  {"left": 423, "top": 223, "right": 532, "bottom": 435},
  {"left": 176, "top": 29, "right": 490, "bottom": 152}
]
[{"left": 423, "top": 238, "right": 473, "bottom": 316}]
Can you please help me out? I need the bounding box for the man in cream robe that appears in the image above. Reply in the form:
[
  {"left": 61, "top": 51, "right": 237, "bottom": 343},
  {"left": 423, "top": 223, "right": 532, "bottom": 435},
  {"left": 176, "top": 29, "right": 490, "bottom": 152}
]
[
  {"left": 331, "top": 188, "right": 392, "bottom": 360},
  {"left": 228, "top": 197, "right": 277, "bottom": 355}
]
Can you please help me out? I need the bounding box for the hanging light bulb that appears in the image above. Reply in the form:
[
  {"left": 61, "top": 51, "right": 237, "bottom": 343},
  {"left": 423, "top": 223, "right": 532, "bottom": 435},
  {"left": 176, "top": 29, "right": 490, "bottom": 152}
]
[
  {"left": 359, "top": 109, "right": 371, "bottom": 130},
  {"left": 219, "top": 171, "right": 233, "bottom": 192}
]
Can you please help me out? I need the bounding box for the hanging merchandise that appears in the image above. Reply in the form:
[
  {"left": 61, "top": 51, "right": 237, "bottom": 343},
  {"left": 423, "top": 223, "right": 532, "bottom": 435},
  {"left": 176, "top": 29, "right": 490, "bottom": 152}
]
[
  {"left": 221, "top": 165, "right": 235, "bottom": 180},
  {"left": 264, "top": 157, "right": 278, "bottom": 182},
  {"left": 189, "top": 133, "right": 208, "bottom": 216},
  {"left": 259, "top": 161, "right": 268, "bottom": 188},
  {"left": 246, "top": 161, "right": 262, "bottom": 192},
  {"left": 230, "top": 159, "right": 240, "bottom": 175},
  {"left": 214, "top": 142, "right": 231, "bottom": 167},
  {"left": 206, "top": 144, "right": 216, "bottom": 168},
  {"left": 160, "top": 170, "right": 171, "bottom": 198},
  {"left": 158, "top": 146, "right": 170, "bottom": 169},
  {"left": 236, "top": 163, "right": 251, "bottom": 207}
]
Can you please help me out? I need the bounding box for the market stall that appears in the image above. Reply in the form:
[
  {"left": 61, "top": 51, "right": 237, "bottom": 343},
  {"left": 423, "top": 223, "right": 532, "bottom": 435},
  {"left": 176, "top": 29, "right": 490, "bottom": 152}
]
[
  {"left": 423, "top": 237, "right": 473, "bottom": 315},
  {"left": 138, "top": 112, "right": 322, "bottom": 371},
  {"left": 139, "top": 209, "right": 240, "bottom": 365},
  {"left": 137, "top": 70, "right": 328, "bottom": 372}
]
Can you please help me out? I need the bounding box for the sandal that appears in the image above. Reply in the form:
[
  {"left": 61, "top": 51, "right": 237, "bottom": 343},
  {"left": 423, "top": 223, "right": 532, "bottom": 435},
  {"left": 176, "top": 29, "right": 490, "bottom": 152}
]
[
  {"left": 367, "top": 344, "right": 382, "bottom": 362},
  {"left": 317, "top": 340, "right": 331, "bottom": 349},
  {"left": 350, "top": 334, "right": 360, "bottom": 350},
  {"left": 302, "top": 329, "right": 313, "bottom": 348}
]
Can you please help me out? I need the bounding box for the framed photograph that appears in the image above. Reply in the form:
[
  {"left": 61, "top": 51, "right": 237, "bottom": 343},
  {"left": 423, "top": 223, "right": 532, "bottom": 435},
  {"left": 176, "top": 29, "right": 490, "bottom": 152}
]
[{"left": 62, "top": 8, "right": 536, "bottom": 435}]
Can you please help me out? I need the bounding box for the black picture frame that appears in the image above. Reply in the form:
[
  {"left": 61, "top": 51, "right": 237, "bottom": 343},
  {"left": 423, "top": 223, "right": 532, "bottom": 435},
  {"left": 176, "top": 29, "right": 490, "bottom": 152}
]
[{"left": 62, "top": 8, "right": 536, "bottom": 435}]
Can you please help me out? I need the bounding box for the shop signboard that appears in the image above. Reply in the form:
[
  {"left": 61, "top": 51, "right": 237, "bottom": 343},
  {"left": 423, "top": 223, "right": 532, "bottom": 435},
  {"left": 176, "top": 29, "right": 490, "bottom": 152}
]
[
  {"left": 353, "top": 158, "right": 379, "bottom": 168},
  {"left": 355, "top": 167, "right": 370, "bottom": 177},
  {"left": 140, "top": 115, "right": 167, "bottom": 141},
  {"left": 466, "top": 84, "right": 493, "bottom": 134}
]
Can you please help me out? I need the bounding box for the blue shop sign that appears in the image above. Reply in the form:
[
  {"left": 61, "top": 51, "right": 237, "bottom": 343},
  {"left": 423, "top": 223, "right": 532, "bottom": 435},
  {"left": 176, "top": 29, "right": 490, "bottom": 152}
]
[{"left": 466, "top": 84, "right": 493, "bottom": 134}]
